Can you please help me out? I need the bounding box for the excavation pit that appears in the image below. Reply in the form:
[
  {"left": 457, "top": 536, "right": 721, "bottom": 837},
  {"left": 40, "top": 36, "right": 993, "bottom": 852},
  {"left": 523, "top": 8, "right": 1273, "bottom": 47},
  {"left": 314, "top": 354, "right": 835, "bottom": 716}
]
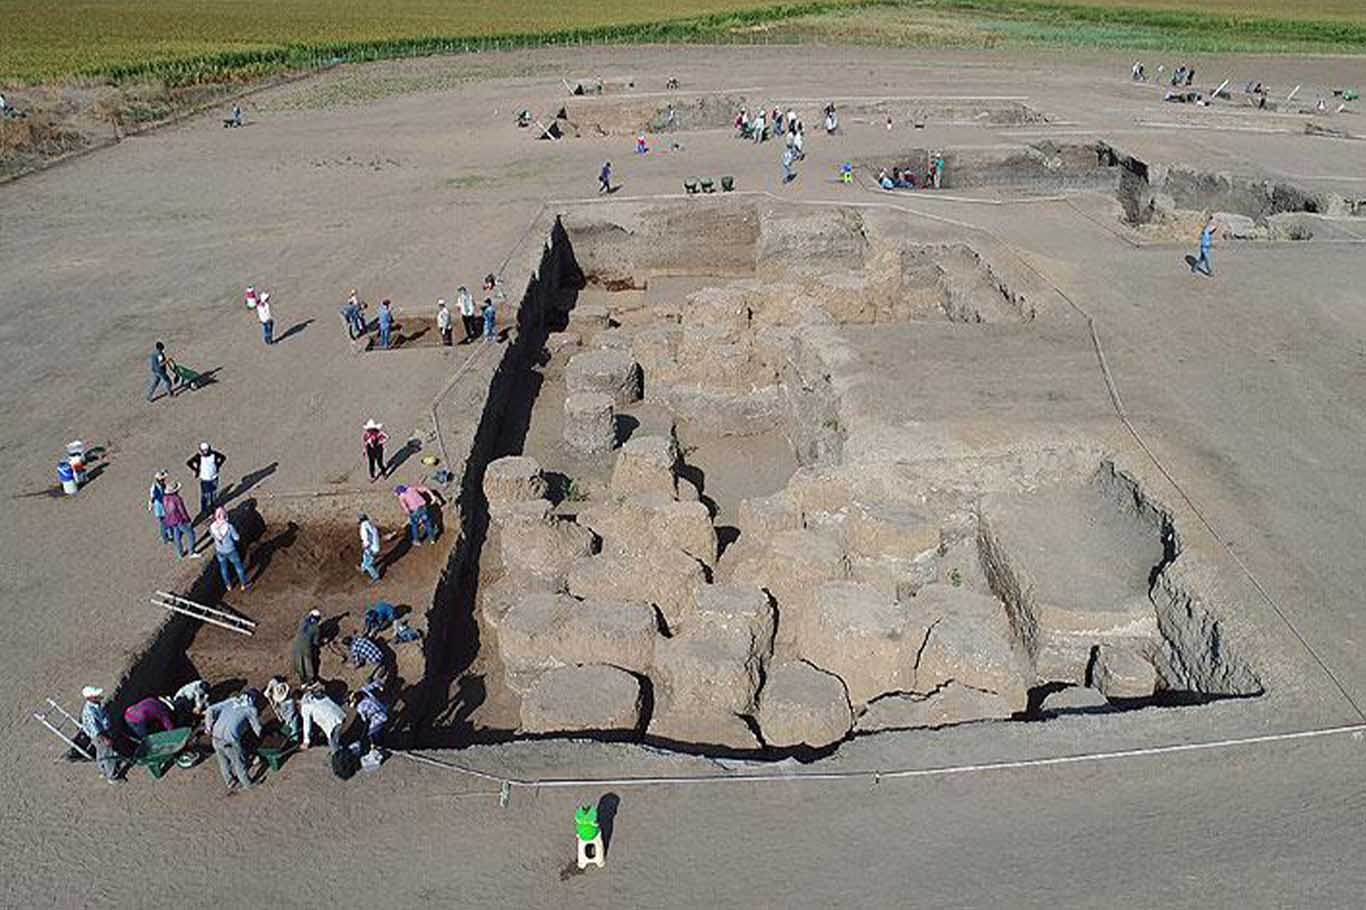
[
  {"left": 128, "top": 499, "right": 444, "bottom": 749},
  {"left": 546, "top": 94, "right": 1049, "bottom": 137},
  {"left": 860, "top": 141, "right": 1122, "bottom": 195}
]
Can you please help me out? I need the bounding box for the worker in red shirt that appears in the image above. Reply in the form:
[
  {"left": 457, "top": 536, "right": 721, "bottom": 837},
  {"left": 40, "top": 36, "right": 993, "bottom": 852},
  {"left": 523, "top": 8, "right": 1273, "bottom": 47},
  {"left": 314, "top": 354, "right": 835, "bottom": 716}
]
[{"left": 123, "top": 696, "right": 176, "bottom": 740}]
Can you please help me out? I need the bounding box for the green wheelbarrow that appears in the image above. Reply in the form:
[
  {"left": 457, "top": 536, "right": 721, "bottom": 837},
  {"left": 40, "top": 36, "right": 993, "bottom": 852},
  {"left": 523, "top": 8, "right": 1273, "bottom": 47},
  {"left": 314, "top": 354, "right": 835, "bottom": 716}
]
[
  {"left": 172, "top": 363, "right": 211, "bottom": 391},
  {"left": 256, "top": 725, "right": 301, "bottom": 773},
  {"left": 256, "top": 741, "right": 299, "bottom": 773},
  {"left": 132, "top": 727, "right": 195, "bottom": 780}
]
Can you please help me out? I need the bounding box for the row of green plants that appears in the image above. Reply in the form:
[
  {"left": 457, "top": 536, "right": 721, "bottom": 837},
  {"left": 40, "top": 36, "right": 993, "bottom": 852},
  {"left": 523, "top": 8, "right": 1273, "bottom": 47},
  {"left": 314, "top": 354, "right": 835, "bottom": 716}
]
[
  {"left": 19, "top": 0, "right": 1364, "bottom": 87},
  {"left": 927, "top": 0, "right": 1366, "bottom": 46},
  {"left": 87, "top": 2, "right": 879, "bottom": 87}
]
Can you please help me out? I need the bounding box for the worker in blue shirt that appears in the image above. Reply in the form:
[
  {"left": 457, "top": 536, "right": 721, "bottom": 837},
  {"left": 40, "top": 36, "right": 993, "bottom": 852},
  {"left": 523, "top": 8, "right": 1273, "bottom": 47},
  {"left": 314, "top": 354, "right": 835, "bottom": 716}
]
[
  {"left": 80, "top": 686, "right": 123, "bottom": 783},
  {"left": 1193, "top": 216, "right": 1215, "bottom": 276}
]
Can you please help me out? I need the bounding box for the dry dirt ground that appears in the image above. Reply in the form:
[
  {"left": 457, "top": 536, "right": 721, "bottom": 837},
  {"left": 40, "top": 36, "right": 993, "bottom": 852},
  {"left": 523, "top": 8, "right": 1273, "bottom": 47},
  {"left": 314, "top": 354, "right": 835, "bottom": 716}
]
[{"left": 4, "top": 45, "right": 1366, "bottom": 908}]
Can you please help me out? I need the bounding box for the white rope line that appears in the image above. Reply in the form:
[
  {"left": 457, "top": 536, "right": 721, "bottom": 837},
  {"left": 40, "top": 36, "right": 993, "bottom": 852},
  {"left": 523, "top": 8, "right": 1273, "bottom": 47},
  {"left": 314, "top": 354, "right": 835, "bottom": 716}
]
[{"left": 394, "top": 723, "right": 1366, "bottom": 790}]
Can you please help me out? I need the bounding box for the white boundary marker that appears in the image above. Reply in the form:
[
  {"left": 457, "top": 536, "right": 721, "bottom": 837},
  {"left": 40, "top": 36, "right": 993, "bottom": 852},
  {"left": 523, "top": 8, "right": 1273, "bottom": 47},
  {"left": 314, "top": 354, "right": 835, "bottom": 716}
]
[{"left": 397, "top": 723, "right": 1366, "bottom": 790}]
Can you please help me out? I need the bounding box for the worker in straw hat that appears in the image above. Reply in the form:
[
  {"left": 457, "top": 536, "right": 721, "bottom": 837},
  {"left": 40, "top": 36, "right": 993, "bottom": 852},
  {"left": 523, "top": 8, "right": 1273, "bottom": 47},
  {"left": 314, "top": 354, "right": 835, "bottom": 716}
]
[
  {"left": 79, "top": 686, "right": 123, "bottom": 783},
  {"left": 147, "top": 469, "right": 172, "bottom": 544}
]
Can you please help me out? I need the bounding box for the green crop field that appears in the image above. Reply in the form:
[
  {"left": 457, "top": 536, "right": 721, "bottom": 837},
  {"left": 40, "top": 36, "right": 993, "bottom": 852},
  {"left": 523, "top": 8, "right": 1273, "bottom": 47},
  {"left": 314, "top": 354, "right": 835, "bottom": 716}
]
[
  {"left": 2, "top": 0, "right": 1363, "bottom": 85},
  {"left": 0, "top": 0, "right": 866, "bottom": 83},
  {"left": 764, "top": 0, "right": 1366, "bottom": 55}
]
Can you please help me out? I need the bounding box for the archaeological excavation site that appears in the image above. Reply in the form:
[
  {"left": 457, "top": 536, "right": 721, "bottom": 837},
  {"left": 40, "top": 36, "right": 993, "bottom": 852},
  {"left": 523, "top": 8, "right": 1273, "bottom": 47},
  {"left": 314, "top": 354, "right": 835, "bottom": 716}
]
[
  {"left": 399, "top": 192, "right": 1275, "bottom": 758},
  {"left": 111, "top": 147, "right": 1358, "bottom": 762}
]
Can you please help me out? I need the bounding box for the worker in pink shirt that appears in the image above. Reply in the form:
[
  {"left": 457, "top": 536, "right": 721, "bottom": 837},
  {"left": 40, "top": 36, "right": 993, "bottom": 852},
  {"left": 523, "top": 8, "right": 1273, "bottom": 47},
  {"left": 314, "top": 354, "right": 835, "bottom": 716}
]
[
  {"left": 393, "top": 483, "right": 440, "bottom": 546},
  {"left": 123, "top": 696, "right": 176, "bottom": 740}
]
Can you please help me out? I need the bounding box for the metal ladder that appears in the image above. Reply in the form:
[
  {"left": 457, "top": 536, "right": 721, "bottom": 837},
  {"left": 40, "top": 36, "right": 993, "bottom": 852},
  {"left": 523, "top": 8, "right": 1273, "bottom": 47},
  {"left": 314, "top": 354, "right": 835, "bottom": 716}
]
[{"left": 149, "top": 590, "right": 256, "bottom": 636}]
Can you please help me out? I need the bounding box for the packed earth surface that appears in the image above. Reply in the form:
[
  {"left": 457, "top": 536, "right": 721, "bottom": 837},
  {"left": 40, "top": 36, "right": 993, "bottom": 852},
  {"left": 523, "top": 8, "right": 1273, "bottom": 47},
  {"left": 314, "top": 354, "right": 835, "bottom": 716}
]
[{"left": 5, "top": 45, "right": 1366, "bottom": 908}]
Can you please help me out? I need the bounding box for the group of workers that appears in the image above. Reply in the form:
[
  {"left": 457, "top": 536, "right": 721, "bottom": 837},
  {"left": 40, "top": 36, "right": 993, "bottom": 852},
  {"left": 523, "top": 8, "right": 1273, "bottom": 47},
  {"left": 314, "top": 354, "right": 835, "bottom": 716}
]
[
  {"left": 735, "top": 105, "right": 810, "bottom": 154},
  {"left": 342, "top": 279, "right": 499, "bottom": 349},
  {"left": 80, "top": 600, "right": 408, "bottom": 789},
  {"left": 877, "top": 156, "right": 945, "bottom": 191},
  {"left": 1131, "top": 61, "right": 1197, "bottom": 87},
  {"left": 107, "top": 256, "right": 481, "bottom": 789}
]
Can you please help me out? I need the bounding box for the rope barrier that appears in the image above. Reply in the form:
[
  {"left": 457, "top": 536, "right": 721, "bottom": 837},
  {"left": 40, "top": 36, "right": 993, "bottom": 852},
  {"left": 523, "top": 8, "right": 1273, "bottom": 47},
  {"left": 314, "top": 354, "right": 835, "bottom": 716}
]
[{"left": 394, "top": 722, "right": 1366, "bottom": 791}]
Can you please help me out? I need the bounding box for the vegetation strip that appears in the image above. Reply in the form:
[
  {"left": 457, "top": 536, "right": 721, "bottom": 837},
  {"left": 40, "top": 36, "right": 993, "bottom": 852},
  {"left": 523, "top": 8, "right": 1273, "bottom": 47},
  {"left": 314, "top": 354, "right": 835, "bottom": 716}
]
[{"left": 6, "top": 0, "right": 1362, "bottom": 86}]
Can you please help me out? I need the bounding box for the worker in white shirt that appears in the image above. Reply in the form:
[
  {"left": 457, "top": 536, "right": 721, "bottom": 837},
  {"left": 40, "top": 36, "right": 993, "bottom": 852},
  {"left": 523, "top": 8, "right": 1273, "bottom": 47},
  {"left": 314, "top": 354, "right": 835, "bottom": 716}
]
[
  {"left": 457, "top": 286, "right": 477, "bottom": 343},
  {"left": 299, "top": 685, "right": 347, "bottom": 750},
  {"left": 436, "top": 299, "right": 453, "bottom": 347},
  {"left": 186, "top": 441, "right": 227, "bottom": 517},
  {"left": 255, "top": 291, "right": 275, "bottom": 345},
  {"left": 358, "top": 512, "right": 382, "bottom": 583}
]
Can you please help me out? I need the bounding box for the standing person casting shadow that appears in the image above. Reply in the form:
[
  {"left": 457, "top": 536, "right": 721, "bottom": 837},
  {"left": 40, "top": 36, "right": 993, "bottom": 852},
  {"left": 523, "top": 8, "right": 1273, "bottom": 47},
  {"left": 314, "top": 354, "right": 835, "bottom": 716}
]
[
  {"left": 210, "top": 507, "right": 250, "bottom": 592},
  {"left": 1191, "top": 215, "right": 1215, "bottom": 277},
  {"left": 363, "top": 419, "right": 388, "bottom": 482},
  {"left": 292, "top": 609, "right": 323, "bottom": 685}
]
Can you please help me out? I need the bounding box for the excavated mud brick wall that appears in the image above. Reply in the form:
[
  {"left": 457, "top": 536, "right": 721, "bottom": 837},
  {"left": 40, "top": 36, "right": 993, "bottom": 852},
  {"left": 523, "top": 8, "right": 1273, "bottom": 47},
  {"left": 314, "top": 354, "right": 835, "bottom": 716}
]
[
  {"left": 560, "top": 195, "right": 761, "bottom": 282},
  {"left": 862, "top": 142, "right": 1120, "bottom": 193},
  {"left": 420, "top": 216, "right": 584, "bottom": 725},
  {"left": 1108, "top": 143, "right": 1351, "bottom": 223}
]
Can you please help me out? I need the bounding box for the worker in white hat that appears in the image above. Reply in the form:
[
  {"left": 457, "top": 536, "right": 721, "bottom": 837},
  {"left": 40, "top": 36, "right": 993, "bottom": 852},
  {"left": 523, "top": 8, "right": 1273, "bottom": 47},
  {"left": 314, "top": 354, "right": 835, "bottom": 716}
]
[
  {"left": 292, "top": 609, "right": 324, "bottom": 684},
  {"left": 362, "top": 420, "right": 388, "bottom": 482},
  {"left": 79, "top": 686, "right": 123, "bottom": 783}
]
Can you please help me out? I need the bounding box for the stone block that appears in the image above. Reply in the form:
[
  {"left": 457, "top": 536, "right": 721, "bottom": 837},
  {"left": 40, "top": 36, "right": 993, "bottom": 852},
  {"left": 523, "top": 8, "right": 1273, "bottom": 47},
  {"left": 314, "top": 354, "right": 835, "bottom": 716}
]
[
  {"left": 591, "top": 328, "right": 634, "bottom": 352},
  {"left": 856, "top": 683, "right": 1015, "bottom": 733},
  {"left": 566, "top": 349, "right": 642, "bottom": 406},
  {"left": 629, "top": 325, "right": 681, "bottom": 385},
  {"left": 796, "top": 581, "right": 921, "bottom": 706},
  {"left": 1039, "top": 685, "right": 1110, "bottom": 714},
  {"left": 566, "top": 547, "right": 705, "bottom": 631},
  {"left": 654, "top": 622, "right": 767, "bottom": 719},
  {"left": 693, "top": 584, "right": 775, "bottom": 652},
  {"left": 483, "top": 455, "right": 548, "bottom": 509},
  {"left": 736, "top": 490, "right": 804, "bottom": 536},
  {"left": 519, "top": 664, "right": 643, "bottom": 734},
  {"left": 756, "top": 661, "right": 853, "bottom": 749},
  {"left": 850, "top": 551, "right": 940, "bottom": 601},
  {"left": 1034, "top": 595, "right": 1159, "bottom": 685},
  {"left": 909, "top": 584, "right": 1029, "bottom": 711},
  {"left": 499, "top": 593, "right": 657, "bottom": 693},
  {"left": 497, "top": 512, "right": 595, "bottom": 591},
  {"left": 842, "top": 502, "right": 940, "bottom": 561},
  {"left": 570, "top": 302, "right": 611, "bottom": 330},
  {"left": 581, "top": 494, "right": 718, "bottom": 568},
  {"left": 1091, "top": 644, "right": 1157, "bottom": 699},
  {"left": 545, "top": 331, "right": 582, "bottom": 357},
  {"left": 731, "top": 528, "right": 850, "bottom": 650},
  {"left": 563, "top": 392, "right": 616, "bottom": 455},
  {"left": 647, "top": 707, "right": 760, "bottom": 750},
  {"left": 609, "top": 434, "right": 679, "bottom": 499}
]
